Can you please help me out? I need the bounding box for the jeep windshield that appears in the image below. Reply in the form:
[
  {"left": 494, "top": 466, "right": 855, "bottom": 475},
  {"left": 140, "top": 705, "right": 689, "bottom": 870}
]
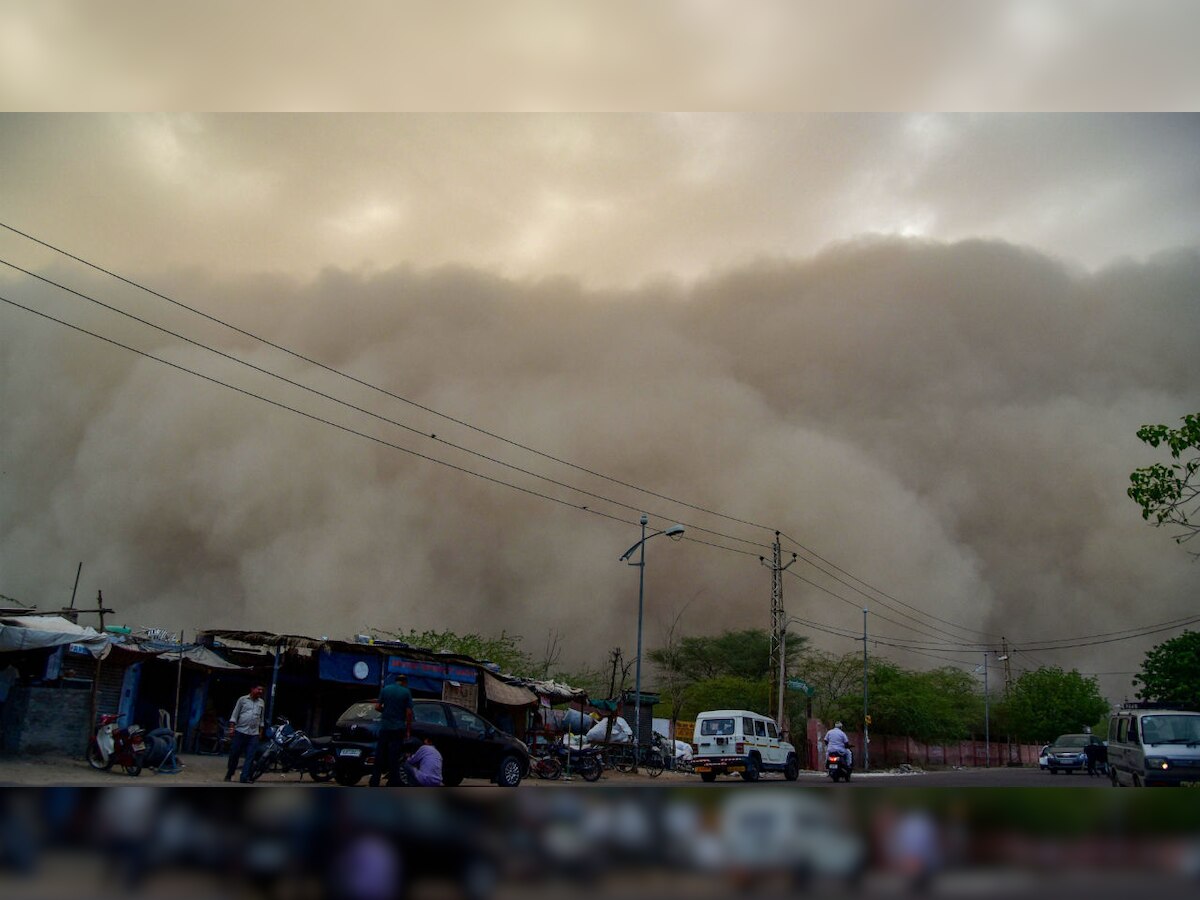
[
  {"left": 1141, "top": 715, "right": 1200, "bottom": 746},
  {"left": 700, "top": 718, "right": 735, "bottom": 736}
]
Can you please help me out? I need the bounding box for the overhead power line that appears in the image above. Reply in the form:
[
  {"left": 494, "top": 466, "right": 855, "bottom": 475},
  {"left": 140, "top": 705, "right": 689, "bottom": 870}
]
[
  {"left": 778, "top": 528, "right": 1003, "bottom": 640},
  {"left": 0, "top": 221, "right": 781, "bottom": 539},
  {"left": 0, "top": 255, "right": 772, "bottom": 555}
]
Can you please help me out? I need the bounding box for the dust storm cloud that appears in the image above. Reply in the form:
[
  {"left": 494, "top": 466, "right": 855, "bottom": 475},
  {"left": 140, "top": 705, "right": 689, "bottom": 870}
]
[{"left": 1, "top": 237, "right": 1196, "bottom": 696}]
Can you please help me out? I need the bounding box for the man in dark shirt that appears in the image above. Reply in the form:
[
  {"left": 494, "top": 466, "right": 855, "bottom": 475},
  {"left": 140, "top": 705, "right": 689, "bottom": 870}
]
[{"left": 370, "top": 674, "right": 413, "bottom": 787}]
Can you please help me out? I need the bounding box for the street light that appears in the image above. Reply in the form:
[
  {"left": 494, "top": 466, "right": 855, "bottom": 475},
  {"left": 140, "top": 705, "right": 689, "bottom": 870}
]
[{"left": 619, "top": 514, "right": 685, "bottom": 749}]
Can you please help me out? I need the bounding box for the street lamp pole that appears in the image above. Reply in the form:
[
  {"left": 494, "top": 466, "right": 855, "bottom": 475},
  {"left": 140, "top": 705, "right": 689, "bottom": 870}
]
[{"left": 620, "top": 514, "right": 685, "bottom": 749}]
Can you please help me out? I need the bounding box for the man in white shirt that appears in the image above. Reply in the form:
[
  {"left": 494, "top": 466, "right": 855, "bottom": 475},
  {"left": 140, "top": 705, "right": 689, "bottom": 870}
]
[
  {"left": 825, "top": 721, "right": 853, "bottom": 768},
  {"left": 225, "top": 685, "right": 265, "bottom": 783}
]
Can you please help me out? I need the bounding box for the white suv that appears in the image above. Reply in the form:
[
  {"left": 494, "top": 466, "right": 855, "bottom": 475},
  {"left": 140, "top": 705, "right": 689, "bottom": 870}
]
[{"left": 690, "top": 709, "right": 800, "bottom": 782}]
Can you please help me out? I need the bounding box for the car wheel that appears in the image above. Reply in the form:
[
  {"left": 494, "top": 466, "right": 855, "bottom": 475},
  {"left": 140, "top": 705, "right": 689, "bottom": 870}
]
[
  {"left": 497, "top": 754, "right": 523, "bottom": 787},
  {"left": 741, "top": 754, "right": 760, "bottom": 782},
  {"left": 1049, "top": 767, "right": 1057, "bottom": 775},
  {"left": 700, "top": 772, "right": 717, "bottom": 783},
  {"left": 784, "top": 755, "right": 800, "bottom": 781},
  {"left": 334, "top": 767, "right": 362, "bottom": 787}
]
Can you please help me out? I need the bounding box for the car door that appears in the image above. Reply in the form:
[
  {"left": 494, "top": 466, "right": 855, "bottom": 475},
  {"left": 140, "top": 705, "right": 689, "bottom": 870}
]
[
  {"left": 764, "top": 719, "right": 784, "bottom": 767},
  {"left": 449, "top": 705, "right": 502, "bottom": 779},
  {"left": 410, "top": 701, "right": 458, "bottom": 773}
]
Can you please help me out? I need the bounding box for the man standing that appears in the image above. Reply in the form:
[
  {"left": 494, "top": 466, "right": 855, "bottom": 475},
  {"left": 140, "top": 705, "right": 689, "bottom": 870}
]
[
  {"left": 370, "top": 673, "right": 413, "bottom": 787},
  {"left": 225, "top": 685, "right": 265, "bottom": 783},
  {"left": 403, "top": 735, "right": 444, "bottom": 786}
]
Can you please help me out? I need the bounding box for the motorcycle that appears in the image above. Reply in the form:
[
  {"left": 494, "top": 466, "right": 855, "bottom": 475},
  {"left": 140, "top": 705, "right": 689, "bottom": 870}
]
[
  {"left": 548, "top": 742, "right": 603, "bottom": 782},
  {"left": 86, "top": 713, "right": 146, "bottom": 776},
  {"left": 249, "top": 718, "right": 335, "bottom": 783},
  {"left": 826, "top": 748, "right": 853, "bottom": 782}
]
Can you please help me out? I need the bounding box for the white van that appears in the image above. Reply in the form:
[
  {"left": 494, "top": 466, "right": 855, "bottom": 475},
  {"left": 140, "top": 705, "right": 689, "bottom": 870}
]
[
  {"left": 691, "top": 709, "right": 800, "bottom": 782},
  {"left": 1107, "top": 705, "right": 1200, "bottom": 787}
]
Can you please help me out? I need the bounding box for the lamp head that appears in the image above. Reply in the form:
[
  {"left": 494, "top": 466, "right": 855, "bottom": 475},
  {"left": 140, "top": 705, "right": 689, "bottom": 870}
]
[{"left": 665, "top": 524, "right": 685, "bottom": 540}]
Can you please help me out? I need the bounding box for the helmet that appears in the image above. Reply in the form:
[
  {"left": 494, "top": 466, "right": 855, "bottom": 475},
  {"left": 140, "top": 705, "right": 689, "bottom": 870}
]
[{"left": 834, "top": 721, "right": 843, "bottom": 729}]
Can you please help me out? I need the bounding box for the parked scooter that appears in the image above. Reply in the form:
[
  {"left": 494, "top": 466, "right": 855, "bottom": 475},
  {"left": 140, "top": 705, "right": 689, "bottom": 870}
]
[
  {"left": 86, "top": 713, "right": 147, "bottom": 776},
  {"left": 826, "top": 748, "right": 853, "bottom": 782},
  {"left": 248, "top": 718, "right": 335, "bottom": 783}
]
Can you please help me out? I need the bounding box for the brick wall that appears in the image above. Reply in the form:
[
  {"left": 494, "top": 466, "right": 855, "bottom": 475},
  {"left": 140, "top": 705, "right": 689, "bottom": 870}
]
[{"left": 0, "top": 686, "right": 92, "bottom": 756}]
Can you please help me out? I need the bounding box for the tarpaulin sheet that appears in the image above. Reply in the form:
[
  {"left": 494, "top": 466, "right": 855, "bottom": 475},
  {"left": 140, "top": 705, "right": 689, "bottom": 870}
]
[
  {"left": 0, "top": 616, "right": 110, "bottom": 658},
  {"left": 483, "top": 671, "right": 537, "bottom": 707}
]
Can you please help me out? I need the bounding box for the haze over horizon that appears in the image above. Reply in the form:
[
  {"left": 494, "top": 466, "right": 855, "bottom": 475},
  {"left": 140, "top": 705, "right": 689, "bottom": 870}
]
[{"left": 2, "top": 114, "right": 1198, "bottom": 703}]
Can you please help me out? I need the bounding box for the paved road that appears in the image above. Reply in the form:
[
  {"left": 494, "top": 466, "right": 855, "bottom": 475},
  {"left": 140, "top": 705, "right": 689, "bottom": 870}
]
[
  {"left": 685, "top": 765, "right": 1111, "bottom": 788},
  {"left": 2, "top": 752, "right": 1114, "bottom": 787}
]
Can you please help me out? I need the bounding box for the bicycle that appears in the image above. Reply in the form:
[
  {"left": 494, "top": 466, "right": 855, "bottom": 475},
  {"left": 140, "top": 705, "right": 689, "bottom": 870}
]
[{"left": 612, "top": 742, "right": 666, "bottom": 777}]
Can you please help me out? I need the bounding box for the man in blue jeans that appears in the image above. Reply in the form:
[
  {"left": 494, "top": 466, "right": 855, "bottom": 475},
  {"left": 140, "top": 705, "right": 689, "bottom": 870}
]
[
  {"left": 225, "top": 685, "right": 265, "bottom": 783},
  {"left": 370, "top": 674, "right": 413, "bottom": 787}
]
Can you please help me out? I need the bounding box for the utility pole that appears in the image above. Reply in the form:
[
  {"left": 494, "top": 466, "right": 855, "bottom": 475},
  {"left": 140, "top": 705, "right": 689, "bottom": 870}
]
[
  {"left": 862, "top": 607, "right": 870, "bottom": 772},
  {"left": 1000, "top": 637, "right": 1013, "bottom": 765},
  {"left": 983, "top": 651, "right": 990, "bottom": 767},
  {"left": 760, "top": 533, "right": 797, "bottom": 728}
]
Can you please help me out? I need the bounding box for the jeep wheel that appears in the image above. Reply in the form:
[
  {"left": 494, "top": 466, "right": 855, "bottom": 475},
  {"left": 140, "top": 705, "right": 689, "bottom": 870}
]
[
  {"left": 784, "top": 755, "right": 800, "bottom": 781},
  {"left": 741, "top": 754, "right": 760, "bottom": 782}
]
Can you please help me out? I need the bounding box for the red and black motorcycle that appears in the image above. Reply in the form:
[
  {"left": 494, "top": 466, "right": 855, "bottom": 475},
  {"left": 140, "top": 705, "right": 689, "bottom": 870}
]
[{"left": 86, "top": 713, "right": 146, "bottom": 776}]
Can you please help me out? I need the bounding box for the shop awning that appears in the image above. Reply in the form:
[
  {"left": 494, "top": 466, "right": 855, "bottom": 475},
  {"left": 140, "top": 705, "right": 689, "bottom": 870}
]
[{"left": 483, "top": 671, "right": 537, "bottom": 707}]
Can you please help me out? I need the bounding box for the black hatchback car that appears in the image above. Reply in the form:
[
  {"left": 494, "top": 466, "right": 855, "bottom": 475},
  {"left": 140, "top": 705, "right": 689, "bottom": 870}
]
[{"left": 329, "top": 699, "right": 530, "bottom": 787}]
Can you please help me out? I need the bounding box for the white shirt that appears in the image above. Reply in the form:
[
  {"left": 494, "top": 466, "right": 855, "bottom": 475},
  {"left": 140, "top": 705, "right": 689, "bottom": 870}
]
[
  {"left": 825, "top": 727, "right": 850, "bottom": 752},
  {"left": 230, "top": 694, "right": 265, "bottom": 736}
]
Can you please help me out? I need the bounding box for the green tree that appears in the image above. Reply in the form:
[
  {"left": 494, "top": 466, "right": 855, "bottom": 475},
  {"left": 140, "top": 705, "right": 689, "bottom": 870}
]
[
  {"left": 823, "top": 661, "right": 983, "bottom": 743},
  {"left": 649, "top": 628, "right": 807, "bottom": 722},
  {"left": 998, "top": 667, "right": 1109, "bottom": 743},
  {"left": 1128, "top": 413, "right": 1200, "bottom": 556},
  {"left": 792, "top": 649, "right": 864, "bottom": 726},
  {"left": 678, "top": 676, "right": 770, "bottom": 720},
  {"left": 1133, "top": 630, "right": 1200, "bottom": 709}
]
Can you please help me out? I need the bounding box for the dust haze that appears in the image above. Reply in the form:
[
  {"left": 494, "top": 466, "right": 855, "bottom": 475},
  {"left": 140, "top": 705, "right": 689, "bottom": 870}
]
[{"left": 2, "top": 237, "right": 1196, "bottom": 700}]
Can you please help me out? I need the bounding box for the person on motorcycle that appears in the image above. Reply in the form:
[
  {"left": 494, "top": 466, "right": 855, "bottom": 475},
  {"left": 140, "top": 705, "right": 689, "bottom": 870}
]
[
  {"left": 403, "top": 735, "right": 444, "bottom": 786},
  {"left": 825, "top": 721, "right": 853, "bottom": 768}
]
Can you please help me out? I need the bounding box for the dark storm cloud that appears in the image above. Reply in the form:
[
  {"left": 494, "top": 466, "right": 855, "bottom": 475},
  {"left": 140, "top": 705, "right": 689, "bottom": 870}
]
[{"left": 2, "top": 239, "right": 1196, "bottom": 700}]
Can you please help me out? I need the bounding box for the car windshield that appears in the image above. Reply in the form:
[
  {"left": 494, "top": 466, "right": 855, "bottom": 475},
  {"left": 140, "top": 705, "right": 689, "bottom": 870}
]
[
  {"left": 1141, "top": 715, "right": 1200, "bottom": 745},
  {"left": 336, "top": 702, "right": 380, "bottom": 726},
  {"left": 1054, "top": 735, "right": 1089, "bottom": 749},
  {"left": 700, "top": 718, "right": 735, "bottom": 736}
]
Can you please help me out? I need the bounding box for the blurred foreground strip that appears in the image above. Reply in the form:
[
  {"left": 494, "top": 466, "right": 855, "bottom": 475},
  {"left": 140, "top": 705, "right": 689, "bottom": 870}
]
[{"left": 1, "top": 787, "right": 1198, "bottom": 898}]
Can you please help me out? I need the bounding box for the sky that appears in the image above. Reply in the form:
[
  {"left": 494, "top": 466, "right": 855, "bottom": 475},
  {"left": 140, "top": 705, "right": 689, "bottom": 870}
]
[{"left": 2, "top": 113, "right": 1197, "bottom": 705}]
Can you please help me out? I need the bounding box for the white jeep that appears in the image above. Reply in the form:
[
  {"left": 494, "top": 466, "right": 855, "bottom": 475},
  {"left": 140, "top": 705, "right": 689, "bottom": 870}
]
[{"left": 690, "top": 709, "right": 800, "bottom": 782}]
